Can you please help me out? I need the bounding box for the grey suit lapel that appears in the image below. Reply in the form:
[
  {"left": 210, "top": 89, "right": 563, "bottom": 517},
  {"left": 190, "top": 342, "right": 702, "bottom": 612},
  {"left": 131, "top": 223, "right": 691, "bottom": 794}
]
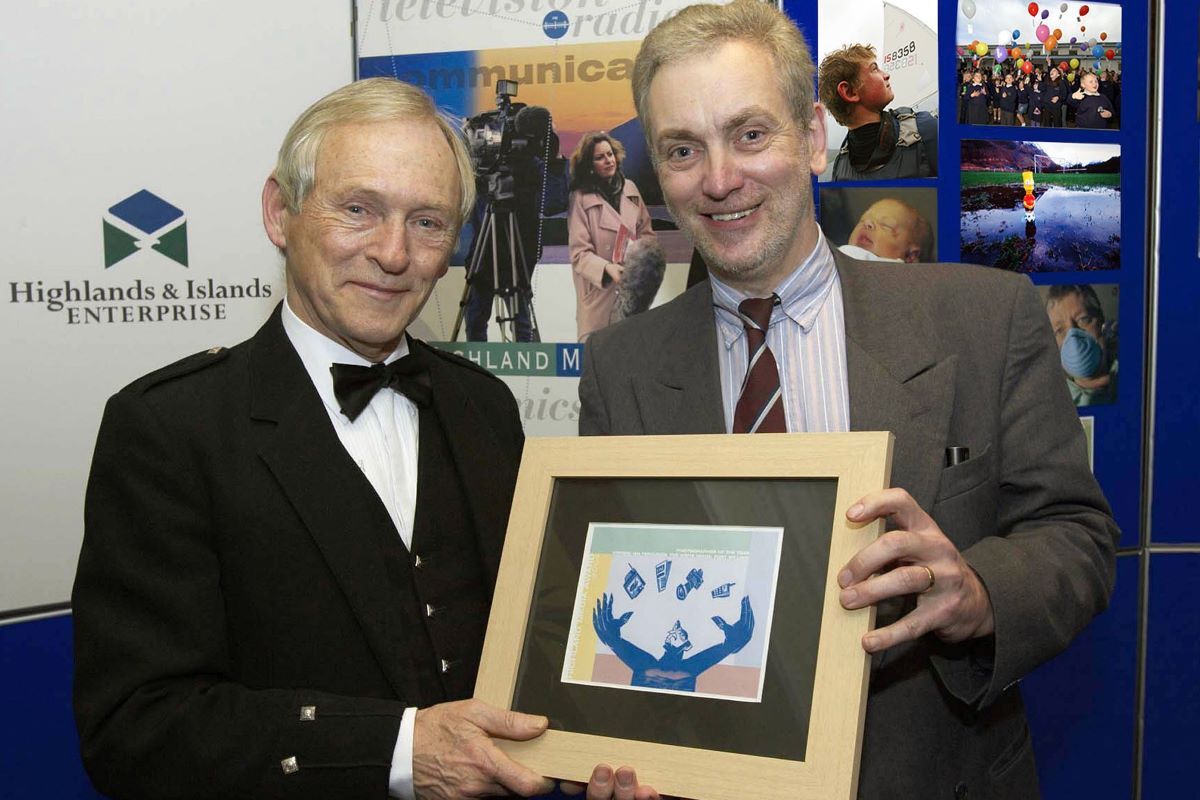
[
  {"left": 837, "top": 253, "right": 956, "bottom": 509},
  {"left": 247, "top": 308, "right": 424, "bottom": 703},
  {"left": 632, "top": 282, "right": 726, "bottom": 434}
]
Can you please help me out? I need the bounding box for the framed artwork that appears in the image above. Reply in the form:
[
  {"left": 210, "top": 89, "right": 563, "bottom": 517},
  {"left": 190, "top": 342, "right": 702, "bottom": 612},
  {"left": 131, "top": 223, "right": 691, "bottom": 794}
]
[{"left": 475, "top": 432, "right": 894, "bottom": 800}]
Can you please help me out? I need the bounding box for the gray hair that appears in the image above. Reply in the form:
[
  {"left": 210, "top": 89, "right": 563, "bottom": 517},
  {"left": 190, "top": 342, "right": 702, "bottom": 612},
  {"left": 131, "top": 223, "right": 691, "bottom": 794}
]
[
  {"left": 632, "top": 0, "right": 816, "bottom": 139},
  {"left": 273, "top": 78, "right": 475, "bottom": 224}
]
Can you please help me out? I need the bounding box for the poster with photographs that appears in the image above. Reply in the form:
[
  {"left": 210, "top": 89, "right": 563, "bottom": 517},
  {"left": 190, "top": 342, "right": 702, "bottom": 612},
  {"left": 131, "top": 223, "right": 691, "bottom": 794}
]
[
  {"left": 817, "top": 0, "right": 938, "bottom": 181},
  {"left": 353, "top": 0, "right": 738, "bottom": 433},
  {"left": 818, "top": 187, "right": 937, "bottom": 262},
  {"left": 956, "top": 1, "right": 1121, "bottom": 130},
  {"left": 1037, "top": 283, "right": 1118, "bottom": 407},
  {"left": 960, "top": 140, "right": 1120, "bottom": 271}
]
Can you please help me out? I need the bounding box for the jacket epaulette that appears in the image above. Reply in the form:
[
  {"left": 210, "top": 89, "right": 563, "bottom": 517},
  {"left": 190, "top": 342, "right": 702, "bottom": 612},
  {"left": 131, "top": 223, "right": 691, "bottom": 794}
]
[
  {"left": 415, "top": 340, "right": 506, "bottom": 386},
  {"left": 124, "top": 346, "right": 232, "bottom": 395}
]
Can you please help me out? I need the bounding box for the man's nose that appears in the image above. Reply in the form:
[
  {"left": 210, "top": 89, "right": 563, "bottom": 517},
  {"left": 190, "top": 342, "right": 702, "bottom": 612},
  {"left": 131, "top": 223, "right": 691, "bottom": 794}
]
[
  {"left": 701, "top": 147, "right": 744, "bottom": 199},
  {"left": 367, "top": 220, "right": 410, "bottom": 273}
]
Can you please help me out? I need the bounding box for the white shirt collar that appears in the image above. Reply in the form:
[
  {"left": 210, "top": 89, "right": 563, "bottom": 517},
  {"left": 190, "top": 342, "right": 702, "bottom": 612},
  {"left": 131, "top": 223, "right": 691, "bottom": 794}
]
[
  {"left": 710, "top": 229, "right": 838, "bottom": 345},
  {"left": 280, "top": 297, "right": 410, "bottom": 421}
]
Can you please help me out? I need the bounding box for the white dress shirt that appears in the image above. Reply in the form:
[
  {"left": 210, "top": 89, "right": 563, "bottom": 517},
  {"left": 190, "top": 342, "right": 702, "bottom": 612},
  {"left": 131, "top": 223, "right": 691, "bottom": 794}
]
[
  {"left": 710, "top": 230, "right": 851, "bottom": 433},
  {"left": 280, "top": 299, "right": 419, "bottom": 800}
]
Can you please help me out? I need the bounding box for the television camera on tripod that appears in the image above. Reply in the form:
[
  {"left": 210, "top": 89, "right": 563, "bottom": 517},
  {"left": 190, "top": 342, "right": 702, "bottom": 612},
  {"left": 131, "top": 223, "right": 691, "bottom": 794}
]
[{"left": 454, "top": 80, "right": 565, "bottom": 342}]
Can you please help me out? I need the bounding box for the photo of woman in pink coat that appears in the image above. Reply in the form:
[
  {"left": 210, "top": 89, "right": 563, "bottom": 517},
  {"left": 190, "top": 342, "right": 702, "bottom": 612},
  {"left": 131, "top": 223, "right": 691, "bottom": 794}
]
[{"left": 567, "top": 132, "right": 664, "bottom": 342}]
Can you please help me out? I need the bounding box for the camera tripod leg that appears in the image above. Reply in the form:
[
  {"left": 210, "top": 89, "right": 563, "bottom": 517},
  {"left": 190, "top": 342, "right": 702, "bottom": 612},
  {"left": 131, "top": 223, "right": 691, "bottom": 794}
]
[
  {"left": 493, "top": 212, "right": 540, "bottom": 342},
  {"left": 451, "top": 209, "right": 495, "bottom": 341}
]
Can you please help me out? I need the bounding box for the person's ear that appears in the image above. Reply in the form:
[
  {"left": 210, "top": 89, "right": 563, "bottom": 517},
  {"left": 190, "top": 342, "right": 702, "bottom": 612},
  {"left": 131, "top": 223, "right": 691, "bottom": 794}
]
[
  {"left": 807, "top": 103, "right": 828, "bottom": 177},
  {"left": 836, "top": 80, "right": 860, "bottom": 105},
  {"left": 262, "top": 176, "right": 290, "bottom": 251}
]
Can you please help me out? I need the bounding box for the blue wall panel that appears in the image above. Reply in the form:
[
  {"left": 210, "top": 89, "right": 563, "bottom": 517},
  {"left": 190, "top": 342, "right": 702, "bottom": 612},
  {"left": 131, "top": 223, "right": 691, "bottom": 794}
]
[
  {"left": 1024, "top": 553, "right": 1139, "bottom": 798},
  {"left": 1143, "top": 553, "right": 1200, "bottom": 797},
  {"left": 1150, "top": 0, "right": 1200, "bottom": 543},
  {"left": 0, "top": 616, "right": 106, "bottom": 799}
]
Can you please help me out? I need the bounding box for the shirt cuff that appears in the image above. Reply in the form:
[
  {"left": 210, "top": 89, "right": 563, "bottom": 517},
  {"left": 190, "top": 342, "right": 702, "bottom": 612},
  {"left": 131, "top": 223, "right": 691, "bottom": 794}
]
[{"left": 388, "top": 706, "right": 418, "bottom": 799}]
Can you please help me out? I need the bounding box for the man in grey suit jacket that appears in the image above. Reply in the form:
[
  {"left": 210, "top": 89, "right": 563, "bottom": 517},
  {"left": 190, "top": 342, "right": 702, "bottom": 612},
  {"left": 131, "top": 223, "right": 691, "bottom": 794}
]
[
  {"left": 579, "top": 2, "right": 1118, "bottom": 797},
  {"left": 74, "top": 78, "right": 655, "bottom": 800}
]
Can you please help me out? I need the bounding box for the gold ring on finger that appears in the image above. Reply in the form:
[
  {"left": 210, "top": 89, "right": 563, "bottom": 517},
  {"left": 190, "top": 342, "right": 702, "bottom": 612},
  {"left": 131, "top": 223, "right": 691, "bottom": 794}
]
[{"left": 918, "top": 564, "right": 936, "bottom": 594}]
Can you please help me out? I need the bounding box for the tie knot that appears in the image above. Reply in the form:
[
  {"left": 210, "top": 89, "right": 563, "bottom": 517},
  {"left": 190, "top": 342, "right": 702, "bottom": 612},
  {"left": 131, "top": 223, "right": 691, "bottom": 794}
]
[{"left": 737, "top": 295, "right": 777, "bottom": 333}]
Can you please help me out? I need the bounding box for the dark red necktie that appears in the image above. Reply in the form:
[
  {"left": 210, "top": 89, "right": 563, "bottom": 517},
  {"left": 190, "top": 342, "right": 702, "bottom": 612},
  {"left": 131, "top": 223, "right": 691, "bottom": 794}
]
[{"left": 733, "top": 295, "right": 786, "bottom": 433}]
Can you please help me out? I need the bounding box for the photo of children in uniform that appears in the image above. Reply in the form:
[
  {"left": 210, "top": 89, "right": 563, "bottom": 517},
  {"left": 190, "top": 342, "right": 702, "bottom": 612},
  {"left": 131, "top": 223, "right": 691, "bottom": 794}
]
[
  {"left": 960, "top": 140, "right": 1120, "bottom": 271},
  {"left": 956, "top": 0, "right": 1121, "bottom": 129},
  {"left": 817, "top": 0, "right": 938, "bottom": 181},
  {"left": 1038, "top": 283, "right": 1119, "bottom": 406},
  {"left": 819, "top": 187, "right": 937, "bottom": 263},
  {"left": 562, "top": 523, "right": 783, "bottom": 702}
]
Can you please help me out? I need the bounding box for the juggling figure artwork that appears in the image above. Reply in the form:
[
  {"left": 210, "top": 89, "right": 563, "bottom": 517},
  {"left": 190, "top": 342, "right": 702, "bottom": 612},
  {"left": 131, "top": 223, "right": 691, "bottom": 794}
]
[
  {"left": 592, "top": 593, "right": 755, "bottom": 692},
  {"left": 561, "top": 522, "right": 783, "bottom": 702}
]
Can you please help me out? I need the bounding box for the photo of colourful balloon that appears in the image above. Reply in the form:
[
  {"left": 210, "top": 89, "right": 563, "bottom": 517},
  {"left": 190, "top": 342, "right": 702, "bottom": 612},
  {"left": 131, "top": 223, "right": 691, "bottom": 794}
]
[
  {"left": 996, "top": 46, "right": 1008, "bottom": 62},
  {"left": 1028, "top": 2, "right": 1038, "bottom": 16},
  {"left": 1045, "top": 36, "right": 1058, "bottom": 51},
  {"left": 1041, "top": 9, "right": 1049, "bottom": 18},
  {"left": 1100, "top": 32, "right": 1107, "bottom": 41},
  {"left": 1070, "top": 36, "right": 1077, "bottom": 43},
  {"left": 1058, "top": 60, "right": 1068, "bottom": 71},
  {"left": 1022, "top": 60, "right": 1033, "bottom": 74},
  {"left": 1092, "top": 44, "right": 1103, "bottom": 57},
  {"left": 1036, "top": 24, "right": 1049, "bottom": 41},
  {"left": 1070, "top": 57, "right": 1079, "bottom": 68},
  {"left": 962, "top": 0, "right": 976, "bottom": 19},
  {"left": 1081, "top": 25, "right": 1086, "bottom": 32},
  {"left": 1067, "top": 71, "right": 1075, "bottom": 81},
  {"left": 1016, "top": 57, "right": 1025, "bottom": 69},
  {"left": 1059, "top": 1, "right": 1067, "bottom": 10},
  {"left": 1080, "top": 4, "right": 1089, "bottom": 14},
  {"left": 975, "top": 41, "right": 988, "bottom": 56},
  {"left": 1012, "top": 46, "right": 1022, "bottom": 58},
  {"left": 1106, "top": 48, "right": 1115, "bottom": 60},
  {"left": 1053, "top": 28, "right": 1062, "bottom": 39},
  {"left": 1013, "top": 28, "right": 1021, "bottom": 40}
]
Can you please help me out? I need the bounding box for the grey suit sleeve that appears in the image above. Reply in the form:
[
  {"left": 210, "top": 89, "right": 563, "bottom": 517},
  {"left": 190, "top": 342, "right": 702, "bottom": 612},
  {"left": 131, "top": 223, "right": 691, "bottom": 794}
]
[
  {"left": 74, "top": 390, "right": 404, "bottom": 800},
  {"left": 947, "top": 278, "right": 1118, "bottom": 708},
  {"left": 578, "top": 339, "right": 611, "bottom": 436}
]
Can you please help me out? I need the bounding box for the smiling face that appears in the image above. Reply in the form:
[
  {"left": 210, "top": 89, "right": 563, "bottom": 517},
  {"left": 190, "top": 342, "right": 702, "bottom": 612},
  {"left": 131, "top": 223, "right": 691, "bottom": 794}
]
[
  {"left": 1081, "top": 72, "right": 1099, "bottom": 92},
  {"left": 263, "top": 119, "right": 461, "bottom": 361},
  {"left": 647, "top": 40, "right": 826, "bottom": 295},
  {"left": 591, "top": 139, "right": 619, "bottom": 179}
]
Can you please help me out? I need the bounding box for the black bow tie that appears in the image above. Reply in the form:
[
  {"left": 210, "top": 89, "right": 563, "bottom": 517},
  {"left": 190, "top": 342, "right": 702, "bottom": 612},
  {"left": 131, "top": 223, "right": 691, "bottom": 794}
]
[{"left": 330, "top": 352, "right": 432, "bottom": 421}]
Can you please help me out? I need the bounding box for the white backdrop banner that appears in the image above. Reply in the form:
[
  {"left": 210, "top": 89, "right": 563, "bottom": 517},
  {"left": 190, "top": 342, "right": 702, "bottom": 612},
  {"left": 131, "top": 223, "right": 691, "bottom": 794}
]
[{"left": 0, "top": 1, "right": 352, "bottom": 615}]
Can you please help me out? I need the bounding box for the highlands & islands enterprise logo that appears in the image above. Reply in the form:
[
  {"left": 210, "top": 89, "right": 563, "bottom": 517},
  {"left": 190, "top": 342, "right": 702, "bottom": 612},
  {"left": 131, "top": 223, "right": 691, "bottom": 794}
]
[
  {"left": 7, "top": 187, "right": 273, "bottom": 325},
  {"left": 103, "top": 189, "right": 188, "bottom": 268}
]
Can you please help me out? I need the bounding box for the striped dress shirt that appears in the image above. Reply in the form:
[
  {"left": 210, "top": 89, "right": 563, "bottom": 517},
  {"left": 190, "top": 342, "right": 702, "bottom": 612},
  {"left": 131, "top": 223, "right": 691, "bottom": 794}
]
[{"left": 710, "top": 233, "right": 850, "bottom": 433}]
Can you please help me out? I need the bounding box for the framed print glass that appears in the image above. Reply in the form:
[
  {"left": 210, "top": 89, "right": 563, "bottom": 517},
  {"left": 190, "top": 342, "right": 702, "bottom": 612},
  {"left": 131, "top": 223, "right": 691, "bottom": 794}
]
[{"left": 475, "top": 432, "right": 894, "bottom": 800}]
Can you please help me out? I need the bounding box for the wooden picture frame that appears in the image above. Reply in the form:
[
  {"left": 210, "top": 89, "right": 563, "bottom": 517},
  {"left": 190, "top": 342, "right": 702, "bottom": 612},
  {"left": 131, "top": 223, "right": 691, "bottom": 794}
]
[{"left": 475, "top": 432, "right": 894, "bottom": 800}]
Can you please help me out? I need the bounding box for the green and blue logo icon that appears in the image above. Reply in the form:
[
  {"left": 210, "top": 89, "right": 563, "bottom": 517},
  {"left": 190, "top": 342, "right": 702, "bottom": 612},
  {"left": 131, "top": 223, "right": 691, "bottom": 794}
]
[{"left": 103, "top": 189, "right": 188, "bottom": 268}]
